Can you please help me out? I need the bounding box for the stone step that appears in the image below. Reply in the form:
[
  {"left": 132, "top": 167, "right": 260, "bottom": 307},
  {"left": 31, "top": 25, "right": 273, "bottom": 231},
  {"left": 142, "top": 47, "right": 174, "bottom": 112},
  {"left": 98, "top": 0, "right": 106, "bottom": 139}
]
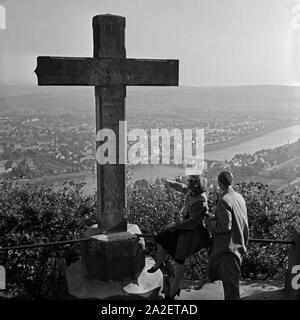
[{"left": 66, "top": 256, "right": 163, "bottom": 300}]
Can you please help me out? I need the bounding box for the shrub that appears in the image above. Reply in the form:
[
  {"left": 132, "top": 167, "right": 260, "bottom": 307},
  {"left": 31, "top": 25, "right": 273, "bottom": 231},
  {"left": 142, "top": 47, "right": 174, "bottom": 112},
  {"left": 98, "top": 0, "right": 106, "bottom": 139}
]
[
  {"left": 0, "top": 177, "right": 299, "bottom": 299},
  {"left": 127, "top": 179, "right": 300, "bottom": 281},
  {"left": 0, "top": 179, "right": 96, "bottom": 299}
]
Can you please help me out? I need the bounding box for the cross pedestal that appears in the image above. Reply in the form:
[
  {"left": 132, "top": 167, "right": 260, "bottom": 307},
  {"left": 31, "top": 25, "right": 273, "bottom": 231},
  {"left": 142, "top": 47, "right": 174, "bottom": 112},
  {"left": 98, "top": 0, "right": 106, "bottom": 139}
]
[
  {"left": 80, "top": 225, "right": 145, "bottom": 281},
  {"left": 65, "top": 223, "right": 163, "bottom": 300},
  {"left": 35, "top": 14, "right": 178, "bottom": 299}
]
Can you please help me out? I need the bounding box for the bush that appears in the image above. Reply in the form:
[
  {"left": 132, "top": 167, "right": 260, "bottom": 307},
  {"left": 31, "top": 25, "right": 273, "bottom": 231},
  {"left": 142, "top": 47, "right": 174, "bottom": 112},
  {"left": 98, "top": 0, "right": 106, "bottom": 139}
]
[
  {"left": 0, "top": 179, "right": 96, "bottom": 299},
  {"left": 0, "top": 177, "right": 299, "bottom": 299},
  {"left": 234, "top": 181, "right": 299, "bottom": 279},
  {"left": 127, "top": 179, "right": 300, "bottom": 281}
]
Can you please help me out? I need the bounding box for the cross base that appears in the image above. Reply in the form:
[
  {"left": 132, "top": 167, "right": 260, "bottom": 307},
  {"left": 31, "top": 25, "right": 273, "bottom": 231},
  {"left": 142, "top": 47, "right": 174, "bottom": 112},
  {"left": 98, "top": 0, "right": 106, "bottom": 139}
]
[
  {"left": 65, "top": 223, "right": 163, "bottom": 300},
  {"left": 80, "top": 225, "right": 145, "bottom": 281},
  {"left": 65, "top": 256, "right": 163, "bottom": 300}
]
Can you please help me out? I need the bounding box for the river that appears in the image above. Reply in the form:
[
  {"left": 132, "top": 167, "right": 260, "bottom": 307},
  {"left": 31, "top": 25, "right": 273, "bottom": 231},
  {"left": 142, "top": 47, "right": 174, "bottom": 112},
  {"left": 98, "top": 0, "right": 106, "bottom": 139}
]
[
  {"left": 24, "top": 125, "right": 300, "bottom": 195},
  {"left": 204, "top": 124, "right": 300, "bottom": 161}
]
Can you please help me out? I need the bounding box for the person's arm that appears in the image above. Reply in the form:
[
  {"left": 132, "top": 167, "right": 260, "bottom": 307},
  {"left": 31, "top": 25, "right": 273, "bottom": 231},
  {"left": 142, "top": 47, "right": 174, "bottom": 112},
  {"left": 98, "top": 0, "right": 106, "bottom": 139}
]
[
  {"left": 175, "top": 201, "right": 207, "bottom": 230},
  {"left": 164, "top": 179, "right": 188, "bottom": 193},
  {"left": 202, "top": 211, "right": 214, "bottom": 229},
  {"left": 206, "top": 199, "right": 232, "bottom": 234}
]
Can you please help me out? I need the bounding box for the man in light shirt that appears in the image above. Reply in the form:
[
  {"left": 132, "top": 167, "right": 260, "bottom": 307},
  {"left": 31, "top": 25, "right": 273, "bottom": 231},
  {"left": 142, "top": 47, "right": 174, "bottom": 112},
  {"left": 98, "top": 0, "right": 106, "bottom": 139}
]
[{"left": 205, "top": 171, "right": 249, "bottom": 300}]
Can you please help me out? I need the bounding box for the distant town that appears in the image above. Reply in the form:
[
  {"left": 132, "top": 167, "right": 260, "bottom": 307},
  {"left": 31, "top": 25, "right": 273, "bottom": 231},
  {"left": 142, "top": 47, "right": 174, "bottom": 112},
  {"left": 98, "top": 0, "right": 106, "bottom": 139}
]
[
  {"left": 0, "top": 85, "right": 299, "bottom": 192},
  {"left": 0, "top": 112, "right": 291, "bottom": 180},
  {"left": 0, "top": 113, "right": 95, "bottom": 178}
]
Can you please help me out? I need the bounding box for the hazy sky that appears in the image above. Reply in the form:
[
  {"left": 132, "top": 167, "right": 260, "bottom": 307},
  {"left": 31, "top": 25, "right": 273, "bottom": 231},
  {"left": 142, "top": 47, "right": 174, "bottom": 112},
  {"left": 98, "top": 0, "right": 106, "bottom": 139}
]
[{"left": 0, "top": 0, "right": 299, "bottom": 86}]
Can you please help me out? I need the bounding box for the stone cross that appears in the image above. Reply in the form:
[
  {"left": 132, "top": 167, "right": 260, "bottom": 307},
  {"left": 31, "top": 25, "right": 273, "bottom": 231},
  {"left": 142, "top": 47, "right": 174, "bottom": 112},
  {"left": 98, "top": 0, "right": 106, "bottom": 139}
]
[{"left": 35, "top": 14, "right": 179, "bottom": 233}]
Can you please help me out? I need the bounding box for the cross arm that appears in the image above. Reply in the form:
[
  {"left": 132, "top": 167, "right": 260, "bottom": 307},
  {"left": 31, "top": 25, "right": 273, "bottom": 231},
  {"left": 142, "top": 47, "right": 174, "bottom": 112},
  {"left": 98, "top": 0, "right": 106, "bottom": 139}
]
[
  {"left": 35, "top": 57, "right": 178, "bottom": 86},
  {"left": 126, "top": 59, "right": 178, "bottom": 86}
]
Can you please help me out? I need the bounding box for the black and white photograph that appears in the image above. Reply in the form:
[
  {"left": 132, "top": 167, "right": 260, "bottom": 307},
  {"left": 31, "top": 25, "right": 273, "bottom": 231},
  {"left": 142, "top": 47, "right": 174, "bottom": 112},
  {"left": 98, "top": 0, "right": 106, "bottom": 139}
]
[{"left": 0, "top": 0, "right": 299, "bottom": 312}]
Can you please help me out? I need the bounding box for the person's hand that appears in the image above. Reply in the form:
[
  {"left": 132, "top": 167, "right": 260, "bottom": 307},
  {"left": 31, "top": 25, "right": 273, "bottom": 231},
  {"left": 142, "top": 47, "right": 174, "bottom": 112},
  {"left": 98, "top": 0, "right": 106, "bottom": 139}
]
[
  {"left": 202, "top": 216, "right": 209, "bottom": 229},
  {"left": 203, "top": 213, "right": 214, "bottom": 229},
  {"left": 165, "top": 221, "right": 177, "bottom": 230},
  {"left": 205, "top": 211, "right": 214, "bottom": 218},
  {"left": 162, "top": 178, "right": 171, "bottom": 185}
]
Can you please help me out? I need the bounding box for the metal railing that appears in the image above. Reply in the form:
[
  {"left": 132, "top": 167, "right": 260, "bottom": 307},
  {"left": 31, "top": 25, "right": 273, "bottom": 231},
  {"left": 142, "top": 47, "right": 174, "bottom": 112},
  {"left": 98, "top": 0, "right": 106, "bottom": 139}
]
[
  {"left": 0, "top": 233, "right": 295, "bottom": 252},
  {"left": 137, "top": 233, "right": 295, "bottom": 244},
  {"left": 0, "top": 237, "right": 90, "bottom": 252}
]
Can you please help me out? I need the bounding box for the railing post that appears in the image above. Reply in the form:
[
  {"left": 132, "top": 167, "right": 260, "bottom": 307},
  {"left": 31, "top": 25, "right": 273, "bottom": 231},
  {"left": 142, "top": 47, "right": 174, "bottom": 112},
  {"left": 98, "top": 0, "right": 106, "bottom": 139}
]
[{"left": 285, "top": 225, "right": 300, "bottom": 300}]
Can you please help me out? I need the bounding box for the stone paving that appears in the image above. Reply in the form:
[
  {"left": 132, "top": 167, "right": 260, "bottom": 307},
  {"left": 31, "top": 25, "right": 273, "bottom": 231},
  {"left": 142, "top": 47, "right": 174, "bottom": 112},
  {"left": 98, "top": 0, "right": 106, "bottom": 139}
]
[{"left": 168, "top": 278, "right": 285, "bottom": 300}]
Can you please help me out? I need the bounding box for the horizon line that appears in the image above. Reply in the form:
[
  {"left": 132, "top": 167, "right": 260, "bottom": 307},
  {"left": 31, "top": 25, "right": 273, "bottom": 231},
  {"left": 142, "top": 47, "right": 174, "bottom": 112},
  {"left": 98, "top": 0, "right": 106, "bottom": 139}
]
[{"left": 1, "top": 83, "right": 300, "bottom": 89}]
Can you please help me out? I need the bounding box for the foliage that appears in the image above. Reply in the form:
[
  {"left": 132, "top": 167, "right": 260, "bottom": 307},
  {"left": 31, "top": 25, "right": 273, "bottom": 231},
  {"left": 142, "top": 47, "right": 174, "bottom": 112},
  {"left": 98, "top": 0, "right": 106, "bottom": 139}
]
[
  {"left": 0, "top": 177, "right": 299, "bottom": 299},
  {"left": 0, "top": 179, "right": 96, "bottom": 299},
  {"left": 126, "top": 180, "right": 189, "bottom": 277},
  {"left": 127, "top": 179, "right": 300, "bottom": 281},
  {"left": 234, "top": 181, "right": 299, "bottom": 279},
  {"left": 127, "top": 180, "right": 184, "bottom": 234}
]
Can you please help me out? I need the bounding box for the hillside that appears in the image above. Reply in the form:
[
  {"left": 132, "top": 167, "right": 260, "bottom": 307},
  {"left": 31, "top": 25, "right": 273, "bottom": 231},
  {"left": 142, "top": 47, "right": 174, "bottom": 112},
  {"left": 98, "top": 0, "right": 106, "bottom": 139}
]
[{"left": 0, "top": 85, "right": 299, "bottom": 121}]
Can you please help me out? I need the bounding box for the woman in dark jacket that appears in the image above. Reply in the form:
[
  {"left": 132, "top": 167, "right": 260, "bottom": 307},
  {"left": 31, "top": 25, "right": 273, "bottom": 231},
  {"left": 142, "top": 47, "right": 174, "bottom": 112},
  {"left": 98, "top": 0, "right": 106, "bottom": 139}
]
[{"left": 147, "top": 175, "right": 210, "bottom": 299}]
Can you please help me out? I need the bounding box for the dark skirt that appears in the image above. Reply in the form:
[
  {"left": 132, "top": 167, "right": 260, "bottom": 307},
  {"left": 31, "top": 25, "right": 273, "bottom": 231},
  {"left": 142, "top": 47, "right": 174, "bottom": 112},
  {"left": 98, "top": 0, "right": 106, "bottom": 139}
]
[
  {"left": 155, "top": 228, "right": 183, "bottom": 262},
  {"left": 155, "top": 225, "right": 211, "bottom": 263}
]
